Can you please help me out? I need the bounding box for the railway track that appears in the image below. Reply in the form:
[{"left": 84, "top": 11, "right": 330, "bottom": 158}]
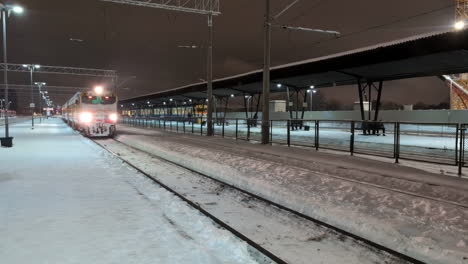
[
  {"left": 92, "top": 136, "right": 427, "bottom": 264},
  {"left": 92, "top": 138, "right": 287, "bottom": 264},
  {"left": 155, "top": 130, "right": 468, "bottom": 209}
]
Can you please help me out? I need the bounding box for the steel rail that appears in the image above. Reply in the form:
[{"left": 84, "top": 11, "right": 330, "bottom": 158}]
[
  {"left": 105, "top": 136, "right": 426, "bottom": 264},
  {"left": 92, "top": 138, "right": 287, "bottom": 264}
]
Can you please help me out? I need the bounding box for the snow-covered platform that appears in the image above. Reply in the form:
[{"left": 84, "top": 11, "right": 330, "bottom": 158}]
[
  {"left": 115, "top": 124, "right": 468, "bottom": 264},
  {"left": 0, "top": 119, "right": 263, "bottom": 263}
]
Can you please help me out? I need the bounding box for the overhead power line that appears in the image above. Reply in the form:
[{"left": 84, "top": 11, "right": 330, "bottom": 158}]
[
  {"left": 99, "top": 0, "right": 221, "bottom": 15},
  {"left": 0, "top": 63, "right": 117, "bottom": 78}
]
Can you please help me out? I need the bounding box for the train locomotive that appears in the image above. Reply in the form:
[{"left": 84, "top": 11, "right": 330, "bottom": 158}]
[{"left": 62, "top": 86, "right": 118, "bottom": 137}]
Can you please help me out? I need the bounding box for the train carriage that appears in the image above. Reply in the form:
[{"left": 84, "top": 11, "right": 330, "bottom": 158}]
[{"left": 63, "top": 86, "right": 118, "bottom": 137}]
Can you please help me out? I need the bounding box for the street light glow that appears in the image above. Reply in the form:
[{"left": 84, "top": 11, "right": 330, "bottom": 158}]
[
  {"left": 277, "top": 83, "right": 282, "bottom": 88},
  {"left": 455, "top": 20, "right": 465, "bottom": 31},
  {"left": 94, "top": 86, "right": 104, "bottom": 95},
  {"left": 11, "top": 6, "right": 24, "bottom": 14},
  {"left": 310, "top": 85, "right": 315, "bottom": 89},
  {"left": 34, "top": 64, "right": 41, "bottom": 69}
]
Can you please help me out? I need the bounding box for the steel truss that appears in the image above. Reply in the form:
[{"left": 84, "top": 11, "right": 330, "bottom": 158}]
[
  {"left": 456, "top": 0, "right": 468, "bottom": 21},
  {"left": 0, "top": 84, "right": 89, "bottom": 91},
  {"left": 0, "top": 63, "right": 117, "bottom": 78},
  {"left": 100, "top": 0, "right": 220, "bottom": 15}
]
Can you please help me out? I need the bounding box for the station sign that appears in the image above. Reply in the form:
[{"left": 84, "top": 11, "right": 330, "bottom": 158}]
[{"left": 29, "top": 103, "right": 35, "bottom": 108}]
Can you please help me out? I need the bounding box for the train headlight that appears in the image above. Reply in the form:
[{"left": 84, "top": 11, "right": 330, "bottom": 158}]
[
  {"left": 79, "top": 112, "right": 93, "bottom": 123},
  {"left": 109, "top": 113, "right": 118, "bottom": 122}
]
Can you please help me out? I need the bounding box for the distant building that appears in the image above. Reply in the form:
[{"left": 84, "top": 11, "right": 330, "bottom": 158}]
[
  {"left": 269, "top": 100, "right": 286, "bottom": 112},
  {"left": 353, "top": 101, "right": 371, "bottom": 111}
]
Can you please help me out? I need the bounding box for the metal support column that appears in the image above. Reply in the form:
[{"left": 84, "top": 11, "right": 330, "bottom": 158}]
[
  {"left": 368, "top": 82, "right": 372, "bottom": 121},
  {"left": 357, "top": 80, "right": 365, "bottom": 120},
  {"left": 261, "top": 0, "right": 271, "bottom": 144},
  {"left": 1, "top": 9, "right": 9, "bottom": 140},
  {"left": 374, "top": 81, "right": 383, "bottom": 121},
  {"left": 206, "top": 10, "right": 214, "bottom": 136},
  {"left": 30, "top": 67, "right": 34, "bottom": 129}
]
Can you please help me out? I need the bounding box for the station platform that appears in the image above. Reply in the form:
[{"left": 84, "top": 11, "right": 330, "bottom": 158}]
[
  {"left": 115, "top": 124, "right": 468, "bottom": 264},
  {"left": 0, "top": 119, "right": 260, "bottom": 264}
]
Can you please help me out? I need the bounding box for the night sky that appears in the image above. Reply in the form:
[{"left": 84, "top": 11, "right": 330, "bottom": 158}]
[{"left": 0, "top": 0, "right": 456, "bottom": 108}]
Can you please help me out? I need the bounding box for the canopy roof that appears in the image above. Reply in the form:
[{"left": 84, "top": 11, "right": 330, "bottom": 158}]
[{"left": 122, "top": 28, "right": 468, "bottom": 106}]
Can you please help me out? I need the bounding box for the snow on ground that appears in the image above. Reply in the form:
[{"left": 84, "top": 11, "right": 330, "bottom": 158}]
[
  {"left": 99, "top": 139, "right": 410, "bottom": 264},
  {"left": 0, "top": 116, "right": 30, "bottom": 126},
  {"left": 116, "top": 125, "right": 468, "bottom": 264},
  {"left": 0, "top": 119, "right": 265, "bottom": 264}
]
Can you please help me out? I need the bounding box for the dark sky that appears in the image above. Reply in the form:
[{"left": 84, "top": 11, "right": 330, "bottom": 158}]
[{"left": 2, "top": 0, "right": 456, "bottom": 106}]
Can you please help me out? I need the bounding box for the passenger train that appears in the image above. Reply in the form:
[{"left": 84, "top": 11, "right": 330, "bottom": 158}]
[{"left": 62, "top": 86, "right": 118, "bottom": 137}]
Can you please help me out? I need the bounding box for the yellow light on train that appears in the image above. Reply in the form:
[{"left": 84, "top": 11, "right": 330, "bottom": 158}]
[
  {"left": 94, "top": 86, "right": 104, "bottom": 95},
  {"left": 109, "top": 113, "right": 118, "bottom": 122},
  {"left": 79, "top": 112, "right": 93, "bottom": 123}
]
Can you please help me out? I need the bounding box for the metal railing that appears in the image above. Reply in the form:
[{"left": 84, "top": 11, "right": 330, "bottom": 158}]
[{"left": 120, "top": 116, "right": 467, "bottom": 176}]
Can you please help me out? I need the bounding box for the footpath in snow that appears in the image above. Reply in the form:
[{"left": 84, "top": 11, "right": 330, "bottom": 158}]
[
  {"left": 0, "top": 119, "right": 265, "bottom": 264},
  {"left": 116, "top": 125, "right": 468, "bottom": 264}
]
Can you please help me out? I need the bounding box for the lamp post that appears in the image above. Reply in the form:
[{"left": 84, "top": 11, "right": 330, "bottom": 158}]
[
  {"left": 0, "top": 3, "right": 23, "bottom": 147},
  {"left": 35, "top": 82, "right": 46, "bottom": 122},
  {"left": 307, "top": 86, "right": 317, "bottom": 111},
  {"left": 23, "top": 64, "right": 40, "bottom": 129}
]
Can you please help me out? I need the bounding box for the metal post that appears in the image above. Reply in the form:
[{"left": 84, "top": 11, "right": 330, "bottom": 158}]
[
  {"left": 270, "top": 120, "right": 273, "bottom": 145},
  {"left": 287, "top": 119, "right": 291, "bottom": 146},
  {"left": 458, "top": 126, "right": 464, "bottom": 176},
  {"left": 206, "top": 10, "right": 214, "bottom": 136},
  {"left": 30, "top": 67, "right": 34, "bottom": 129},
  {"left": 38, "top": 84, "right": 42, "bottom": 123},
  {"left": 247, "top": 120, "right": 251, "bottom": 141},
  {"left": 395, "top": 122, "right": 400, "bottom": 163},
  {"left": 261, "top": 0, "right": 271, "bottom": 144},
  {"left": 374, "top": 81, "right": 383, "bottom": 121},
  {"left": 368, "top": 82, "right": 372, "bottom": 121},
  {"left": 222, "top": 119, "right": 225, "bottom": 137},
  {"left": 235, "top": 118, "right": 238, "bottom": 140},
  {"left": 350, "top": 121, "right": 355, "bottom": 155},
  {"left": 357, "top": 80, "right": 365, "bottom": 120},
  {"left": 315, "top": 120, "right": 319, "bottom": 150},
  {"left": 456, "top": 124, "right": 460, "bottom": 165},
  {"left": 1, "top": 9, "right": 9, "bottom": 139}
]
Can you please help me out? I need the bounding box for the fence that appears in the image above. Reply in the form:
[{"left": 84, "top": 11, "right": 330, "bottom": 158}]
[{"left": 120, "top": 117, "right": 467, "bottom": 176}]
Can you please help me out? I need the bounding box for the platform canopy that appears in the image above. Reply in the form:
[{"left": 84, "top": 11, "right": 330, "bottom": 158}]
[{"left": 121, "top": 28, "right": 468, "bottom": 106}]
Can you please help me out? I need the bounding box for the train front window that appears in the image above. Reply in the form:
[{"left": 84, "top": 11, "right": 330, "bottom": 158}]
[
  {"left": 81, "top": 95, "right": 116, "bottom": 104},
  {"left": 101, "top": 96, "right": 117, "bottom": 104}
]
